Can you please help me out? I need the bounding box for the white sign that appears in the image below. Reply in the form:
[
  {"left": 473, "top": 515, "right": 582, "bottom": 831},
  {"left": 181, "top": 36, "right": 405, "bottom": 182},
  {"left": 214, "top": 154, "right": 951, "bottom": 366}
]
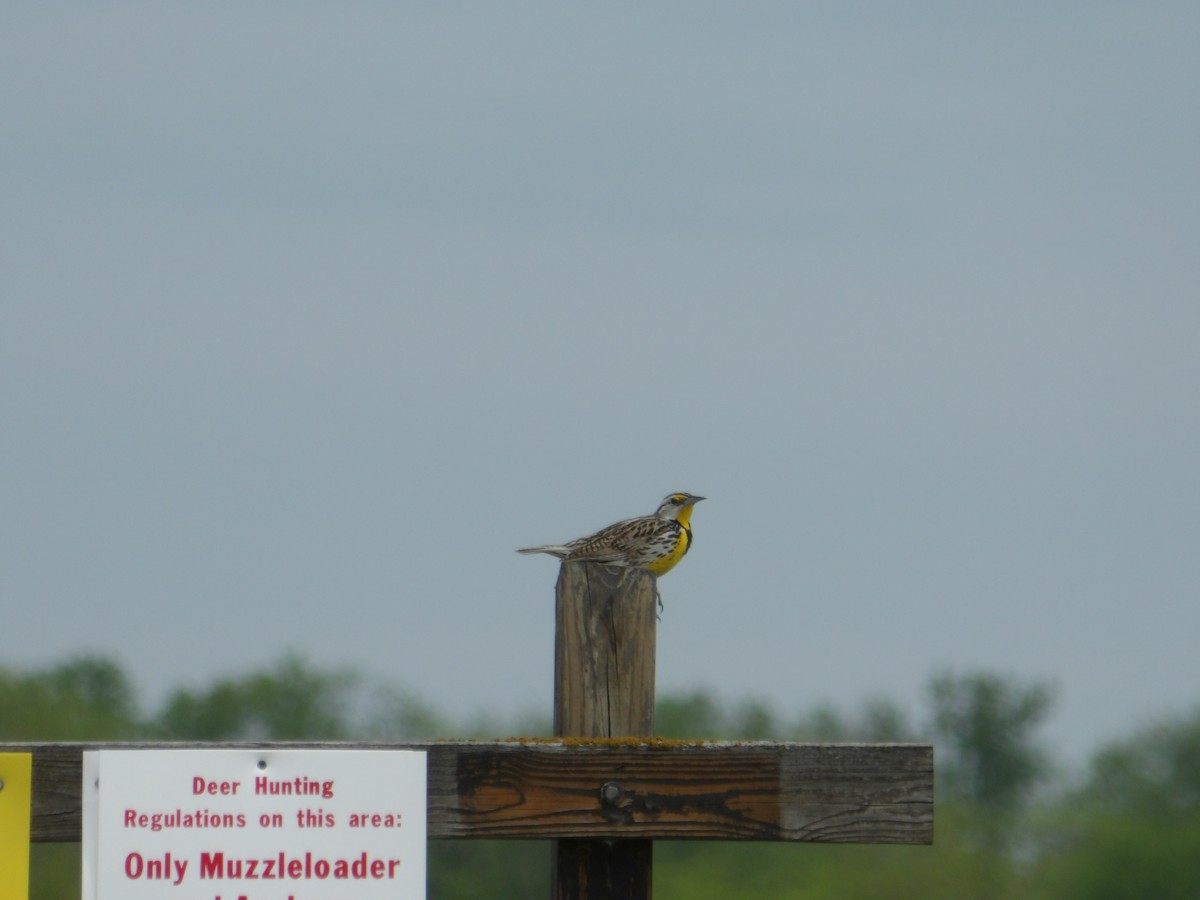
[{"left": 83, "top": 749, "right": 426, "bottom": 900}]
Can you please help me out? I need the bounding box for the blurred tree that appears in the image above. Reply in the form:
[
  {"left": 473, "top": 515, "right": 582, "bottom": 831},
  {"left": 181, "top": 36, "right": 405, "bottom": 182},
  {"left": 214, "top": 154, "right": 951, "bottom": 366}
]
[
  {"left": 792, "top": 702, "right": 849, "bottom": 741},
  {"left": 729, "top": 697, "right": 778, "bottom": 739},
  {"left": 927, "top": 669, "right": 1054, "bottom": 878},
  {"left": 928, "top": 671, "right": 1054, "bottom": 814},
  {"left": 360, "top": 682, "right": 449, "bottom": 740},
  {"left": 656, "top": 689, "right": 724, "bottom": 737},
  {"left": 0, "top": 656, "right": 145, "bottom": 900},
  {"left": 1083, "top": 706, "right": 1200, "bottom": 817},
  {"left": 786, "top": 697, "right": 915, "bottom": 743},
  {"left": 656, "top": 690, "right": 916, "bottom": 744},
  {"left": 1028, "top": 707, "right": 1200, "bottom": 899},
  {"left": 156, "top": 652, "right": 355, "bottom": 740},
  {"left": 0, "top": 655, "right": 142, "bottom": 740},
  {"left": 859, "top": 697, "right": 915, "bottom": 742}
]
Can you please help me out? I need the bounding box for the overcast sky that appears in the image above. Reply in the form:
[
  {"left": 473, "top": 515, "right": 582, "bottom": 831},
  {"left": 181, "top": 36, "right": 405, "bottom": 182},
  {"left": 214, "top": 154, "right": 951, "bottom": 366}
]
[{"left": 4, "top": 4, "right": 1197, "bottom": 764}]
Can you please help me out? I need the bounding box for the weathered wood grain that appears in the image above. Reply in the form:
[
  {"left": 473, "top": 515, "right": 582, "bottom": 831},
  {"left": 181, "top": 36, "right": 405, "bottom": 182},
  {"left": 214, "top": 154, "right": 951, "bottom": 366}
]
[
  {"left": 11, "top": 740, "right": 933, "bottom": 845},
  {"left": 553, "top": 562, "right": 656, "bottom": 738},
  {"left": 439, "top": 740, "right": 933, "bottom": 842},
  {"left": 553, "top": 561, "right": 659, "bottom": 899}
]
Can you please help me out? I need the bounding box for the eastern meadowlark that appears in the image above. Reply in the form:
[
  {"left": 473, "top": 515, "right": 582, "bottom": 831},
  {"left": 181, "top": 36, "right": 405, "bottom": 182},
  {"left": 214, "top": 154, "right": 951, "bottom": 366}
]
[{"left": 517, "top": 492, "right": 705, "bottom": 576}]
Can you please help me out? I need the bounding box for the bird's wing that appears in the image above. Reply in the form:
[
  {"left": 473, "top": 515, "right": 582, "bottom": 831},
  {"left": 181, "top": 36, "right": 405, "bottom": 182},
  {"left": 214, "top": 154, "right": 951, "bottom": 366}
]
[{"left": 563, "top": 515, "right": 663, "bottom": 561}]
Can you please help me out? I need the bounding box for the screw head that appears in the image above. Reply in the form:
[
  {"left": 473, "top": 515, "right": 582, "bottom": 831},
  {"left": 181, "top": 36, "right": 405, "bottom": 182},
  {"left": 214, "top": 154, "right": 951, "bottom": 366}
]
[{"left": 599, "top": 781, "right": 624, "bottom": 805}]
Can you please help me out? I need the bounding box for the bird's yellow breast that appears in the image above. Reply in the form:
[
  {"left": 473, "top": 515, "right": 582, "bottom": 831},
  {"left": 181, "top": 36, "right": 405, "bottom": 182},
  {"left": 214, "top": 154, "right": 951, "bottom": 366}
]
[
  {"left": 647, "top": 514, "right": 693, "bottom": 575},
  {"left": 647, "top": 532, "right": 689, "bottom": 574}
]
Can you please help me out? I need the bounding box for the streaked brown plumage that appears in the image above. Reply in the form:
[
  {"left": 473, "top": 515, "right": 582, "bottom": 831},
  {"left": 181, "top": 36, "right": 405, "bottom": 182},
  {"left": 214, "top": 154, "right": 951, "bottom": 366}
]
[{"left": 517, "top": 492, "right": 705, "bottom": 575}]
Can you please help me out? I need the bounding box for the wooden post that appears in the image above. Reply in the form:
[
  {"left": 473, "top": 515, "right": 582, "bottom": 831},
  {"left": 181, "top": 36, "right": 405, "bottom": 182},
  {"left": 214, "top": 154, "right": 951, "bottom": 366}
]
[{"left": 553, "top": 561, "right": 657, "bottom": 900}]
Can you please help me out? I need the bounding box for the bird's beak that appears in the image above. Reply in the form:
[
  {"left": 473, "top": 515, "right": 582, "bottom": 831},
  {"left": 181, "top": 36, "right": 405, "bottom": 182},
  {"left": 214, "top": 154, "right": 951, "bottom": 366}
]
[{"left": 687, "top": 495, "right": 706, "bottom": 504}]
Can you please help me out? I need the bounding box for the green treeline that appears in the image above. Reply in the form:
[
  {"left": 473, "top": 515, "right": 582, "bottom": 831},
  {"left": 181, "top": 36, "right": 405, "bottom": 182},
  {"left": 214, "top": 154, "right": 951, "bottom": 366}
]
[{"left": 4, "top": 654, "right": 1199, "bottom": 898}]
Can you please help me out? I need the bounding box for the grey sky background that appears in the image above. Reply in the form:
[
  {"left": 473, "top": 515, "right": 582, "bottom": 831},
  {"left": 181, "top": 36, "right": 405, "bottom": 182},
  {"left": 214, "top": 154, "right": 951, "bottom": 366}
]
[{"left": 4, "top": 5, "right": 1197, "bottom": 764}]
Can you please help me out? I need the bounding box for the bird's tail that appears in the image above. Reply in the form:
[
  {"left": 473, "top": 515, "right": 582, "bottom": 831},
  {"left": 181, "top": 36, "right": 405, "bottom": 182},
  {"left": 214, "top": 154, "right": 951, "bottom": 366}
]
[{"left": 516, "top": 545, "right": 571, "bottom": 558}]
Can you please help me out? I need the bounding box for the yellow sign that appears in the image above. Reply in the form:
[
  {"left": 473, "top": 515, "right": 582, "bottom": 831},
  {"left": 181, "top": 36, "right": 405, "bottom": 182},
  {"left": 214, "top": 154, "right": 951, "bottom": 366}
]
[{"left": 0, "top": 753, "right": 32, "bottom": 899}]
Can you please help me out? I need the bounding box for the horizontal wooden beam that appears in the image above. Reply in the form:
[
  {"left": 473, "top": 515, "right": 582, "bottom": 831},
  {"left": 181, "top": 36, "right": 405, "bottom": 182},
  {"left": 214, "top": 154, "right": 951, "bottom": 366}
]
[{"left": 12, "top": 740, "right": 933, "bottom": 845}]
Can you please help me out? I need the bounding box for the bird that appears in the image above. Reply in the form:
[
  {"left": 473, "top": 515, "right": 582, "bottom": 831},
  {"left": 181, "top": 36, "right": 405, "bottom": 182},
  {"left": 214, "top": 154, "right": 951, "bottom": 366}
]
[{"left": 517, "top": 492, "right": 705, "bottom": 576}]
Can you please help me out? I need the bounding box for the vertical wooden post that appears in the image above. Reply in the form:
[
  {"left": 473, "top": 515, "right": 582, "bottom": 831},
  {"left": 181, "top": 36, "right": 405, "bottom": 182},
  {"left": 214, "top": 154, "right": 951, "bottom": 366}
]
[{"left": 553, "top": 561, "right": 657, "bottom": 900}]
